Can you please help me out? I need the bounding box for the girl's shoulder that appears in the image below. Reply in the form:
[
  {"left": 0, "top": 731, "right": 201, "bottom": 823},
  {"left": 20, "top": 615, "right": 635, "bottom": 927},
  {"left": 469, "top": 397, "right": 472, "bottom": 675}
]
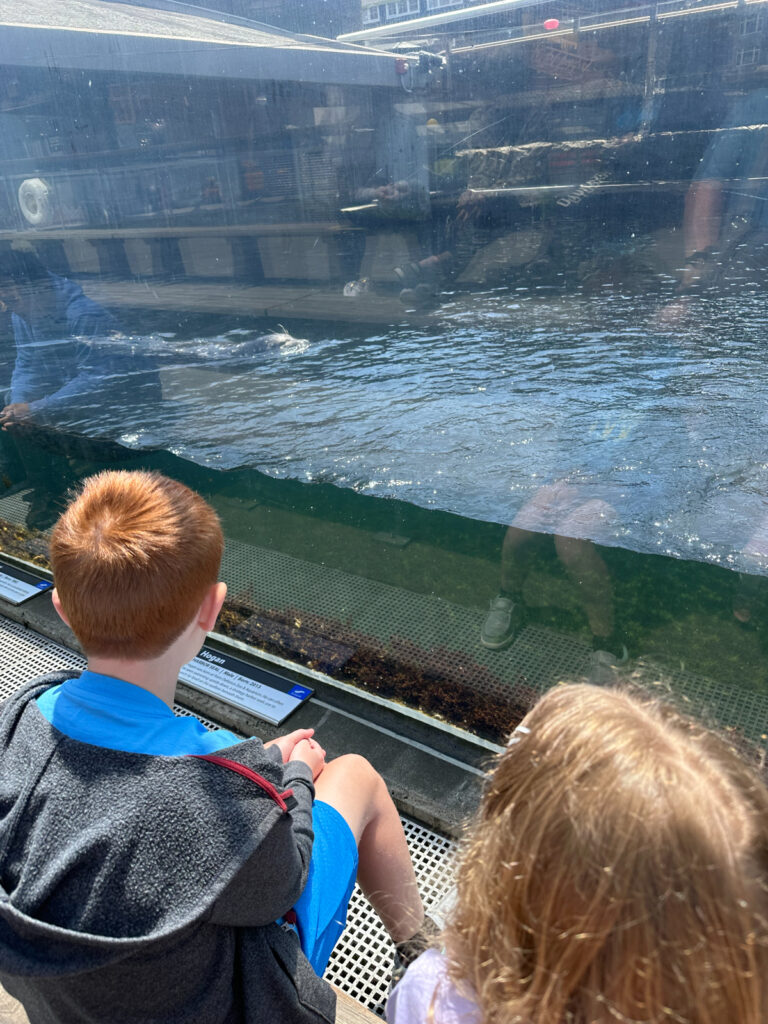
[{"left": 386, "top": 948, "right": 481, "bottom": 1024}]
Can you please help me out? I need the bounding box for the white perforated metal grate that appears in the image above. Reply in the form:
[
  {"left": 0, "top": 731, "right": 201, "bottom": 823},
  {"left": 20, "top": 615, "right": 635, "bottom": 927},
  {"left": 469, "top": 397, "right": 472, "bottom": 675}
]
[
  {"left": 0, "top": 618, "right": 83, "bottom": 696},
  {"left": 326, "top": 819, "right": 456, "bottom": 1016},
  {"left": 0, "top": 615, "right": 457, "bottom": 1015},
  {"left": 0, "top": 618, "right": 224, "bottom": 731}
]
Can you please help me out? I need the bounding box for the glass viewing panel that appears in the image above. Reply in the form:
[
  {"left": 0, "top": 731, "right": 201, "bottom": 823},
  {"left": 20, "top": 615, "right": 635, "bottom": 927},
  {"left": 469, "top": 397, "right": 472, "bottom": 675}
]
[{"left": 1, "top": 0, "right": 768, "bottom": 745}]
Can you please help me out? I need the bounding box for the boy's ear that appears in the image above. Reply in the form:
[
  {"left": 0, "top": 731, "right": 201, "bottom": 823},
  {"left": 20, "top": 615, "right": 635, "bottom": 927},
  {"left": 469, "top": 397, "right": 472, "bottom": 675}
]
[
  {"left": 198, "top": 581, "right": 227, "bottom": 633},
  {"left": 51, "top": 588, "right": 71, "bottom": 627}
]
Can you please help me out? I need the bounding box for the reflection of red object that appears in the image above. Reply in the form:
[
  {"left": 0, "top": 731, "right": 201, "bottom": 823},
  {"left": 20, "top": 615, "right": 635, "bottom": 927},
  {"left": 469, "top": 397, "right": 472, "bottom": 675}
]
[
  {"left": 242, "top": 162, "right": 264, "bottom": 195},
  {"left": 395, "top": 58, "right": 409, "bottom": 74},
  {"left": 544, "top": 18, "right": 560, "bottom": 30}
]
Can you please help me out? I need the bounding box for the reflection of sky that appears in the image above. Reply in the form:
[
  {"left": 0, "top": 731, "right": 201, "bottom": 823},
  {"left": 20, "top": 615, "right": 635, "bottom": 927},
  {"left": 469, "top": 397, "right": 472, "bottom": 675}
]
[{"left": 35, "top": 290, "right": 768, "bottom": 574}]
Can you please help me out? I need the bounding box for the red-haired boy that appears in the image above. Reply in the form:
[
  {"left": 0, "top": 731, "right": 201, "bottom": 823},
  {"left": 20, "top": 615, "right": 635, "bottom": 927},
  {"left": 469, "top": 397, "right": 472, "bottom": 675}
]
[{"left": 0, "top": 470, "right": 431, "bottom": 1023}]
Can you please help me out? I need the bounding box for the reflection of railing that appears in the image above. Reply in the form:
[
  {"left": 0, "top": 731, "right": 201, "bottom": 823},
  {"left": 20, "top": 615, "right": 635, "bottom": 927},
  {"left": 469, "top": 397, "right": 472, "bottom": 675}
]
[
  {"left": 451, "top": 2, "right": 763, "bottom": 55},
  {"left": 463, "top": 180, "right": 690, "bottom": 199},
  {"left": 0, "top": 222, "right": 362, "bottom": 283}
]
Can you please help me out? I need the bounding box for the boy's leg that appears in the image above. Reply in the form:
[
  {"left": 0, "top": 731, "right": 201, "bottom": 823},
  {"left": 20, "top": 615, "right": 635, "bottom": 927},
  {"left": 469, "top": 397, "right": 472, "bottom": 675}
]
[{"left": 314, "top": 754, "right": 424, "bottom": 945}]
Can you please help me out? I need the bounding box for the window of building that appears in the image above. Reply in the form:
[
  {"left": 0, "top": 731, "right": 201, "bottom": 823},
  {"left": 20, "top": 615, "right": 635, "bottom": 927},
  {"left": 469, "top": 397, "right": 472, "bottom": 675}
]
[
  {"left": 739, "top": 13, "right": 764, "bottom": 35},
  {"left": 385, "top": 0, "right": 419, "bottom": 17},
  {"left": 736, "top": 46, "right": 760, "bottom": 66}
]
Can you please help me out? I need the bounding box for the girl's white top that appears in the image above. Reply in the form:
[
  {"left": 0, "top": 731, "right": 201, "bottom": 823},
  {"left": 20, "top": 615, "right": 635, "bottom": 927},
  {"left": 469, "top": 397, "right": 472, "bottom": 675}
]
[{"left": 386, "top": 948, "right": 481, "bottom": 1024}]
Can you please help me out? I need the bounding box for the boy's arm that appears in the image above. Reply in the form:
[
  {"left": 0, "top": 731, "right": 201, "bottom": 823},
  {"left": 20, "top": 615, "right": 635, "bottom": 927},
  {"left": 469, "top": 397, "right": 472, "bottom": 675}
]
[{"left": 208, "top": 759, "right": 315, "bottom": 927}]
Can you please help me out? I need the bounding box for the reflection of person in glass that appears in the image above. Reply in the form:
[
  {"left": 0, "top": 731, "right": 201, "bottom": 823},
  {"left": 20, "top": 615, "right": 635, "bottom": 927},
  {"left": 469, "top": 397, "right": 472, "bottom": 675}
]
[
  {"left": 482, "top": 489, "right": 626, "bottom": 679},
  {"left": 664, "top": 74, "right": 768, "bottom": 626},
  {"left": 481, "top": 409, "right": 647, "bottom": 676},
  {"left": 0, "top": 248, "right": 126, "bottom": 430},
  {"left": 0, "top": 248, "right": 160, "bottom": 528},
  {"left": 667, "top": 72, "right": 768, "bottom": 314}
]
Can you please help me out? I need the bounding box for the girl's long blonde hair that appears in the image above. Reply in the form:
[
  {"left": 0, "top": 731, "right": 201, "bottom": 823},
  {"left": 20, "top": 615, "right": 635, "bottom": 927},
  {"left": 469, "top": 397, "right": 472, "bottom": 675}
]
[{"left": 444, "top": 684, "right": 768, "bottom": 1023}]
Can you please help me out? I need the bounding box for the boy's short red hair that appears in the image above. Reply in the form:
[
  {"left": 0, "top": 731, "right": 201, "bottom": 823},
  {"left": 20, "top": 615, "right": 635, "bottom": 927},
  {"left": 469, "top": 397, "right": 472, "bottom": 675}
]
[{"left": 50, "top": 471, "right": 224, "bottom": 659}]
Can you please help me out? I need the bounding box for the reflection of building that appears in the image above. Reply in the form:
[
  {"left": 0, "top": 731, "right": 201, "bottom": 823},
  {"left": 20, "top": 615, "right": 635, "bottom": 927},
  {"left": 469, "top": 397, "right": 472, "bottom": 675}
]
[
  {"left": 4, "top": 0, "right": 768, "bottom": 318},
  {"left": 362, "top": 0, "right": 430, "bottom": 29},
  {"left": 0, "top": 0, "right": 411, "bottom": 323},
  {"left": 110, "top": 0, "right": 363, "bottom": 37},
  {"left": 733, "top": 7, "right": 767, "bottom": 70},
  {"left": 359, "top": 0, "right": 598, "bottom": 31}
]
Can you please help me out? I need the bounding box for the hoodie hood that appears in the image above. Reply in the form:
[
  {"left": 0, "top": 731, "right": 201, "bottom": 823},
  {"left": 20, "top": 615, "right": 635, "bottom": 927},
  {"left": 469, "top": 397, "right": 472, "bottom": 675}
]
[{"left": 0, "top": 675, "right": 293, "bottom": 980}]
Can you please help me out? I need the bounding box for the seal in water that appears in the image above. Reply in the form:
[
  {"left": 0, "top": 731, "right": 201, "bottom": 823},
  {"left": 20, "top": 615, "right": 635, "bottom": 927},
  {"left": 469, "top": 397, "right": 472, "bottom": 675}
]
[{"left": 122, "top": 326, "right": 309, "bottom": 364}]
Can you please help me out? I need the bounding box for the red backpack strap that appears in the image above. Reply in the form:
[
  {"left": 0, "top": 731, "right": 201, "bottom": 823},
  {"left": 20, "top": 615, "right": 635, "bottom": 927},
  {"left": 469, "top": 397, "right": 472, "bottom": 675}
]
[{"left": 190, "top": 753, "right": 296, "bottom": 812}]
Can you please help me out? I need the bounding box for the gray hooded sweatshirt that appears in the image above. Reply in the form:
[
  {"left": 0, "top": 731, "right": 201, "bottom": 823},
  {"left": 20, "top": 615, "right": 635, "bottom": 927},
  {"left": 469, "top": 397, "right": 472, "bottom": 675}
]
[{"left": 0, "top": 674, "right": 337, "bottom": 1023}]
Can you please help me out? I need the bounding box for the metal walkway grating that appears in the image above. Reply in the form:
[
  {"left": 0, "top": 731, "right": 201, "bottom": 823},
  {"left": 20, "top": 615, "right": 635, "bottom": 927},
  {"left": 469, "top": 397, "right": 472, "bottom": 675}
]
[
  {"left": 221, "top": 537, "right": 593, "bottom": 700},
  {"left": 630, "top": 658, "right": 768, "bottom": 748},
  {"left": 0, "top": 616, "right": 456, "bottom": 1016},
  {"left": 326, "top": 818, "right": 455, "bottom": 1015}
]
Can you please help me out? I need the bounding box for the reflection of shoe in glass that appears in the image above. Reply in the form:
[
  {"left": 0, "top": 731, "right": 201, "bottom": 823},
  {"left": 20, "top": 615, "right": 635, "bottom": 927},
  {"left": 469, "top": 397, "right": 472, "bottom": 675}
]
[
  {"left": 480, "top": 595, "right": 517, "bottom": 649},
  {"left": 587, "top": 644, "right": 629, "bottom": 685}
]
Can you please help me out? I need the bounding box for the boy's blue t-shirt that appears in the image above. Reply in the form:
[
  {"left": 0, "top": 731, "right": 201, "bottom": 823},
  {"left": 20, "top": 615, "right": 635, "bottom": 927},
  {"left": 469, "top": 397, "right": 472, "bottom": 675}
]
[{"left": 35, "top": 671, "right": 242, "bottom": 755}]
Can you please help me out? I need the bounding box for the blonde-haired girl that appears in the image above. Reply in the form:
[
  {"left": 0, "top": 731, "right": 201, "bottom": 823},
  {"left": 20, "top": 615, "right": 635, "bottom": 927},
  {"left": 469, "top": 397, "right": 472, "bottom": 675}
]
[{"left": 387, "top": 683, "right": 768, "bottom": 1024}]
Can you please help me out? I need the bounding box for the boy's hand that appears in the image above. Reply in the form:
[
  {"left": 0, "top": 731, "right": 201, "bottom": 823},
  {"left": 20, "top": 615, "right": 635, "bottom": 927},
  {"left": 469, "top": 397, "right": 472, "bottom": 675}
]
[
  {"left": 290, "top": 737, "right": 326, "bottom": 780},
  {"left": 265, "top": 728, "right": 315, "bottom": 764}
]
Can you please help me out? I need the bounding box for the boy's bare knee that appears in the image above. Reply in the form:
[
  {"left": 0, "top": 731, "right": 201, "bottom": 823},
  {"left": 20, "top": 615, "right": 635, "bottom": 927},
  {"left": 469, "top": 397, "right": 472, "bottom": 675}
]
[
  {"left": 331, "top": 752, "right": 373, "bottom": 774},
  {"left": 314, "top": 754, "right": 389, "bottom": 844},
  {"left": 326, "top": 753, "right": 382, "bottom": 793}
]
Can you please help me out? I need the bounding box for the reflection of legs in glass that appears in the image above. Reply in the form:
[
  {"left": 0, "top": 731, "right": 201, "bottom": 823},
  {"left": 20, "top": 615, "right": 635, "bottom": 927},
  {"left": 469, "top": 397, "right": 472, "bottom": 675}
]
[
  {"left": 554, "top": 499, "right": 627, "bottom": 680},
  {"left": 482, "top": 490, "right": 627, "bottom": 667},
  {"left": 482, "top": 488, "right": 627, "bottom": 673},
  {"left": 480, "top": 523, "right": 535, "bottom": 649},
  {"left": 555, "top": 529, "right": 627, "bottom": 682},
  {"left": 555, "top": 532, "right": 615, "bottom": 637},
  {"left": 482, "top": 485, "right": 589, "bottom": 650},
  {"left": 554, "top": 498, "right": 617, "bottom": 640},
  {"left": 481, "top": 486, "right": 581, "bottom": 650}
]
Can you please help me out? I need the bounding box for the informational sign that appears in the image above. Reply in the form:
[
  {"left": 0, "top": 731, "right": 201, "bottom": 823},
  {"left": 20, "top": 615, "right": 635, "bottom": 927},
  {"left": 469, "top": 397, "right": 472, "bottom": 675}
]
[
  {"left": 0, "top": 562, "right": 53, "bottom": 606},
  {"left": 178, "top": 646, "right": 314, "bottom": 726}
]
